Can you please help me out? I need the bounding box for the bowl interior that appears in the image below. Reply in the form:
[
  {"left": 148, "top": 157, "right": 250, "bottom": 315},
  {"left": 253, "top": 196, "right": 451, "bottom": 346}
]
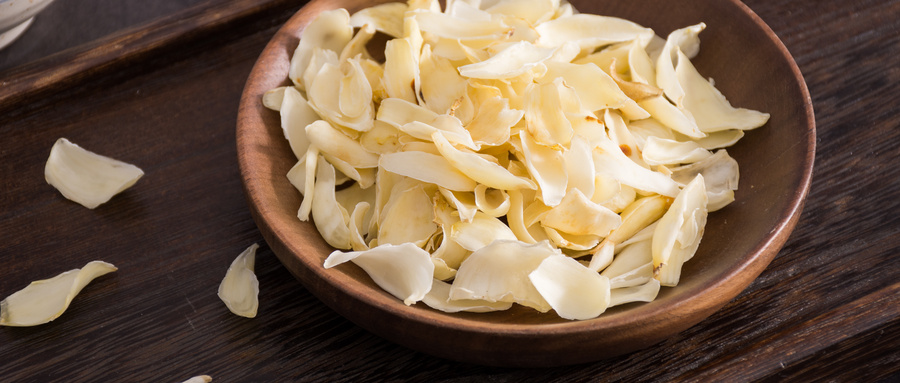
[{"left": 237, "top": 0, "right": 814, "bottom": 367}]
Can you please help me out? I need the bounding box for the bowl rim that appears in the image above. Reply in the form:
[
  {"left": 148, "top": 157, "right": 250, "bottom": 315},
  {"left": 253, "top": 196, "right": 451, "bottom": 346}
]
[{"left": 236, "top": 0, "right": 815, "bottom": 366}]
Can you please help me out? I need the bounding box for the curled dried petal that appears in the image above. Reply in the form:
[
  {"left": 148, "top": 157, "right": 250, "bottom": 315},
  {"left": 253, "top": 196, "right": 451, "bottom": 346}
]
[
  {"left": 413, "top": 10, "right": 512, "bottom": 40},
  {"left": 592, "top": 135, "right": 681, "bottom": 197},
  {"left": 676, "top": 49, "right": 770, "bottom": 132},
  {"left": 349, "top": 2, "right": 407, "bottom": 38},
  {"left": 218, "top": 243, "right": 260, "bottom": 318},
  {"left": 523, "top": 78, "right": 578, "bottom": 149},
  {"left": 519, "top": 130, "right": 567, "bottom": 206},
  {"left": 473, "top": 184, "right": 510, "bottom": 217},
  {"left": 1, "top": 261, "right": 116, "bottom": 326},
  {"left": 652, "top": 174, "right": 708, "bottom": 286},
  {"left": 535, "top": 13, "right": 654, "bottom": 53},
  {"left": 542, "top": 189, "right": 622, "bottom": 237},
  {"left": 451, "top": 212, "right": 518, "bottom": 252},
  {"left": 44, "top": 138, "right": 144, "bottom": 209},
  {"left": 289, "top": 9, "right": 353, "bottom": 89},
  {"left": 602, "top": 240, "right": 654, "bottom": 288},
  {"left": 656, "top": 23, "right": 706, "bottom": 106},
  {"left": 602, "top": 195, "right": 670, "bottom": 246},
  {"left": 609, "top": 279, "right": 660, "bottom": 307},
  {"left": 262, "top": 86, "right": 286, "bottom": 111},
  {"left": 670, "top": 149, "right": 740, "bottom": 211},
  {"left": 280, "top": 87, "right": 317, "bottom": 160},
  {"left": 423, "top": 279, "right": 512, "bottom": 313},
  {"left": 311, "top": 158, "right": 352, "bottom": 249},
  {"left": 306, "top": 120, "right": 379, "bottom": 168},
  {"left": 383, "top": 38, "right": 420, "bottom": 103},
  {"left": 486, "top": 0, "right": 559, "bottom": 25},
  {"left": 377, "top": 180, "right": 437, "bottom": 247},
  {"left": 450, "top": 240, "right": 557, "bottom": 312},
  {"left": 380, "top": 150, "right": 477, "bottom": 191},
  {"left": 458, "top": 41, "right": 555, "bottom": 80},
  {"left": 432, "top": 132, "right": 536, "bottom": 191},
  {"left": 641, "top": 136, "right": 712, "bottom": 166},
  {"left": 324, "top": 243, "right": 434, "bottom": 305},
  {"left": 529, "top": 254, "right": 611, "bottom": 320}
]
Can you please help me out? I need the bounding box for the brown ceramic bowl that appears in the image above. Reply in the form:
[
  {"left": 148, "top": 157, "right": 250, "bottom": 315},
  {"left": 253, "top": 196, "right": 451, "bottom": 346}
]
[{"left": 237, "top": 0, "right": 815, "bottom": 367}]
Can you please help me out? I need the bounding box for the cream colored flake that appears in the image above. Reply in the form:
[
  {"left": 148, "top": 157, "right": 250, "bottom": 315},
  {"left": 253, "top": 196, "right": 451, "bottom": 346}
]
[
  {"left": 1, "top": 261, "right": 116, "bottom": 326},
  {"left": 44, "top": 138, "right": 144, "bottom": 209},
  {"left": 218, "top": 244, "right": 260, "bottom": 318}
]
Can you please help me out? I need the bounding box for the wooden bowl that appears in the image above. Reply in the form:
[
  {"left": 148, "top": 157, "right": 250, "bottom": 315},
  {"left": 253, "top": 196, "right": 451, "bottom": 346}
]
[{"left": 237, "top": 0, "right": 815, "bottom": 367}]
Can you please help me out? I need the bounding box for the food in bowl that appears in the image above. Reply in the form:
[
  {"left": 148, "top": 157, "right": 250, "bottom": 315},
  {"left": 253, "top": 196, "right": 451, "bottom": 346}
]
[{"left": 261, "top": 0, "right": 769, "bottom": 320}]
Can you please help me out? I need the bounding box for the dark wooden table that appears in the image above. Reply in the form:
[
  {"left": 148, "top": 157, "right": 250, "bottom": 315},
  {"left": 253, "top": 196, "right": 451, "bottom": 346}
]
[{"left": 1, "top": 0, "right": 898, "bottom": 381}]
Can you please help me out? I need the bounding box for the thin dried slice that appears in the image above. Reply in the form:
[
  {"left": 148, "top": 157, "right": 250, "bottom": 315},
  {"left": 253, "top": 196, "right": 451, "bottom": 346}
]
[
  {"left": 523, "top": 78, "right": 579, "bottom": 149},
  {"left": 280, "top": 87, "right": 317, "bottom": 160},
  {"left": 450, "top": 240, "right": 557, "bottom": 312},
  {"left": 44, "top": 138, "right": 144, "bottom": 209},
  {"left": 339, "top": 24, "right": 376, "bottom": 62},
  {"left": 450, "top": 212, "right": 518, "bottom": 252},
  {"left": 641, "top": 136, "right": 712, "bottom": 166},
  {"left": 542, "top": 189, "right": 622, "bottom": 237},
  {"left": 1, "top": 260, "right": 116, "bottom": 326},
  {"left": 432, "top": 132, "right": 536, "bottom": 191},
  {"left": 379, "top": 150, "right": 477, "bottom": 191},
  {"left": 543, "top": 225, "right": 601, "bottom": 251},
  {"left": 604, "top": 109, "right": 644, "bottom": 165},
  {"left": 465, "top": 95, "right": 524, "bottom": 147},
  {"left": 180, "top": 375, "right": 213, "bottom": 383},
  {"left": 564, "top": 136, "right": 596, "bottom": 199},
  {"left": 519, "top": 130, "right": 567, "bottom": 206},
  {"left": 218, "top": 243, "right": 260, "bottom": 318},
  {"left": 311, "top": 158, "right": 352, "bottom": 249},
  {"left": 349, "top": 2, "right": 407, "bottom": 38},
  {"left": 297, "top": 147, "right": 319, "bottom": 220},
  {"left": 438, "top": 187, "right": 478, "bottom": 223},
  {"left": 306, "top": 120, "right": 379, "bottom": 168},
  {"left": 601, "top": 239, "right": 653, "bottom": 288},
  {"left": 324, "top": 243, "right": 434, "bottom": 305},
  {"left": 377, "top": 180, "right": 436, "bottom": 247},
  {"left": 431, "top": 195, "right": 471, "bottom": 269},
  {"left": 458, "top": 41, "right": 555, "bottom": 80},
  {"left": 413, "top": 10, "right": 512, "bottom": 41},
  {"left": 529, "top": 255, "right": 611, "bottom": 320},
  {"left": 422, "top": 279, "right": 512, "bottom": 313},
  {"left": 656, "top": 23, "right": 706, "bottom": 106},
  {"left": 592, "top": 135, "right": 681, "bottom": 197},
  {"left": 301, "top": 48, "right": 339, "bottom": 95},
  {"left": 638, "top": 96, "right": 705, "bottom": 139},
  {"left": 541, "top": 62, "right": 634, "bottom": 113},
  {"left": 676, "top": 48, "right": 770, "bottom": 132},
  {"left": 652, "top": 174, "right": 708, "bottom": 286},
  {"left": 535, "top": 13, "right": 654, "bottom": 54},
  {"left": 486, "top": 0, "right": 559, "bottom": 25},
  {"left": 587, "top": 241, "right": 615, "bottom": 272},
  {"left": 359, "top": 121, "right": 404, "bottom": 154},
  {"left": 288, "top": 9, "right": 353, "bottom": 89},
  {"left": 609, "top": 279, "right": 660, "bottom": 307},
  {"left": 419, "top": 44, "right": 468, "bottom": 114},
  {"left": 473, "top": 184, "right": 510, "bottom": 217},
  {"left": 383, "top": 38, "right": 419, "bottom": 103},
  {"left": 506, "top": 189, "right": 539, "bottom": 243},
  {"left": 670, "top": 149, "right": 740, "bottom": 211},
  {"left": 602, "top": 195, "right": 670, "bottom": 246},
  {"left": 262, "top": 86, "right": 286, "bottom": 111},
  {"left": 591, "top": 174, "right": 637, "bottom": 213},
  {"left": 307, "top": 62, "right": 375, "bottom": 132}
]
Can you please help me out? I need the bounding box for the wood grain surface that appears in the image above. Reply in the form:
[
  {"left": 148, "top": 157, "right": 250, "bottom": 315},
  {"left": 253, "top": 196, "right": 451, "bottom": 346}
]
[{"left": 0, "top": 0, "right": 898, "bottom": 381}]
